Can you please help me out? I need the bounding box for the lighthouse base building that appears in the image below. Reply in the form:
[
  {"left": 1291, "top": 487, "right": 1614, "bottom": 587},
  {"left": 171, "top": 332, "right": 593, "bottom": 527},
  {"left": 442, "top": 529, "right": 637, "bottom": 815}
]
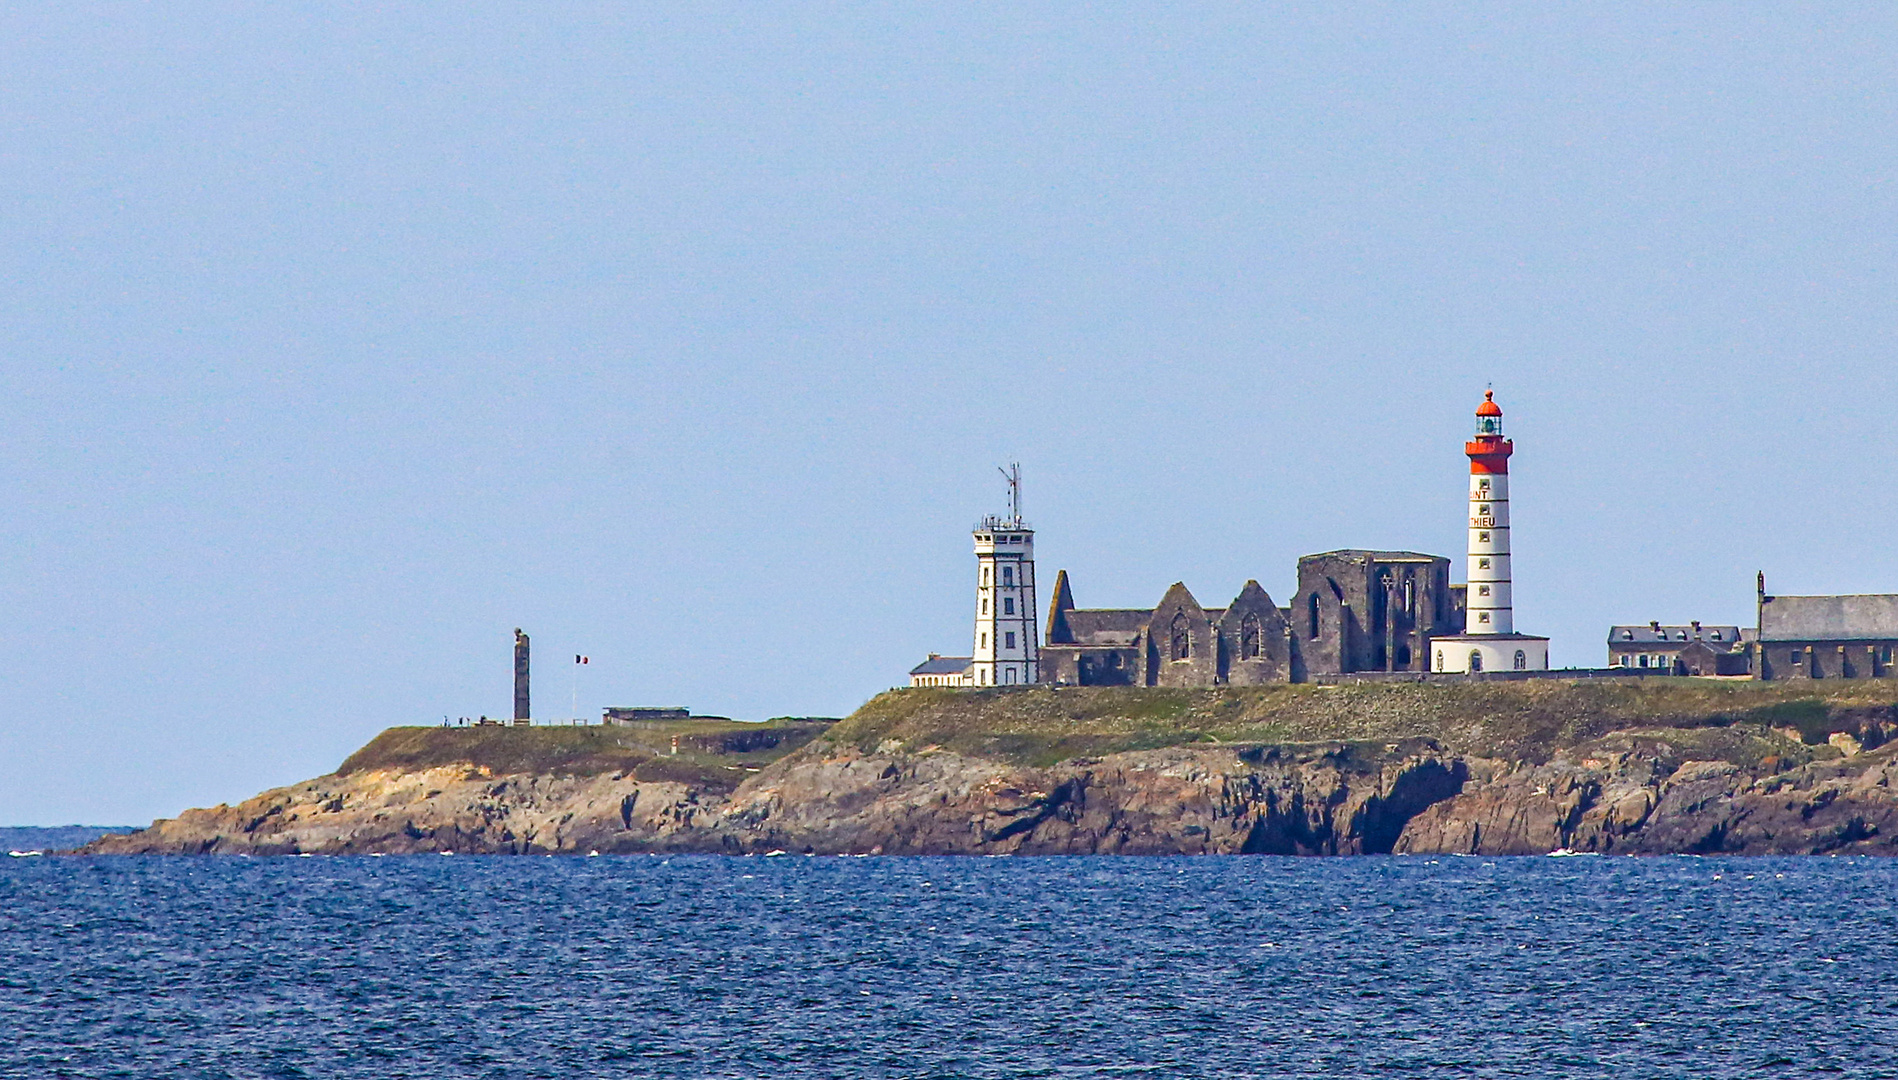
[{"left": 1427, "top": 633, "right": 1549, "bottom": 675}]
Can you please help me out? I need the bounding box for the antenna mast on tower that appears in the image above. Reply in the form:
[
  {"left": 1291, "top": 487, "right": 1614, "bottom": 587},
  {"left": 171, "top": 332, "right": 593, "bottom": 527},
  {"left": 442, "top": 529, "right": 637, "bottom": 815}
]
[{"left": 998, "top": 463, "right": 1022, "bottom": 527}]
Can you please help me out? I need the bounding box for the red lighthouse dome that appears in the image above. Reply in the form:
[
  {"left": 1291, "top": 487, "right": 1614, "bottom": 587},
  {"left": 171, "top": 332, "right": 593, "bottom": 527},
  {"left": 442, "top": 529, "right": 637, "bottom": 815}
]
[{"left": 1467, "top": 389, "right": 1511, "bottom": 470}]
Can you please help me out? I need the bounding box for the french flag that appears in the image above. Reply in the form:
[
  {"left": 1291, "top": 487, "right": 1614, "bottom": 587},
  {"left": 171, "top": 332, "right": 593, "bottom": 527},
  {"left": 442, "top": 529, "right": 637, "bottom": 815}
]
[{"left": 575, "top": 655, "right": 589, "bottom": 664}]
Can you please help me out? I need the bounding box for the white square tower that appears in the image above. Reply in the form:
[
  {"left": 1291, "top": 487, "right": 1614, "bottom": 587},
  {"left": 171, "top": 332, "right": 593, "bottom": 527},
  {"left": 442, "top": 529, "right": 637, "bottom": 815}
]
[{"left": 971, "top": 464, "right": 1038, "bottom": 687}]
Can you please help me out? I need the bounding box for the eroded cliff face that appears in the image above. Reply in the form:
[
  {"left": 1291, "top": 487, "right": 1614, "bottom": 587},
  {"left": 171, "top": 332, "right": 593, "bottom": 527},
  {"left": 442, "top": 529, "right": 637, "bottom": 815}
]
[
  {"left": 86, "top": 766, "right": 719, "bottom": 855},
  {"left": 85, "top": 722, "right": 1898, "bottom": 857},
  {"left": 1397, "top": 730, "right": 1898, "bottom": 856},
  {"left": 703, "top": 739, "right": 1466, "bottom": 855}
]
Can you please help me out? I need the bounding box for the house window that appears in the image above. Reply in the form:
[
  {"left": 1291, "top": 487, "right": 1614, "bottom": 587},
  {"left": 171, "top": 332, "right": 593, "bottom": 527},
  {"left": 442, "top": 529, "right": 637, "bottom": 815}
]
[
  {"left": 982, "top": 567, "right": 989, "bottom": 584},
  {"left": 1005, "top": 632, "right": 1016, "bottom": 650},
  {"left": 1435, "top": 649, "right": 1444, "bottom": 671},
  {"left": 1514, "top": 650, "right": 1527, "bottom": 670},
  {"left": 1170, "top": 612, "right": 1191, "bottom": 661},
  {"left": 1002, "top": 566, "right": 1014, "bottom": 586},
  {"left": 1003, "top": 598, "right": 1015, "bottom": 615},
  {"left": 1621, "top": 630, "right": 1633, "bottom": 640},
  {"left": 1711, "top": 631, "right": 1723, "bottom": 641},
  {"left": 1469, "top": 651, "right": 1483, "bottom": 672},
  {"left": 1639, "top": 655, "right": 1649, "bottom": 668},
  {"left": 1478, "top": 612, "right": 1491, "bottom": 624},
  {"left": 1004, "top": 668, "right": 1017, "bottom": 684}
]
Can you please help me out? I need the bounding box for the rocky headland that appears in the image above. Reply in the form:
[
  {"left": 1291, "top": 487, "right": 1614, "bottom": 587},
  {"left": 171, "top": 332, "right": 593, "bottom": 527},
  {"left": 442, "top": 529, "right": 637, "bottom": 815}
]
[{"left": 85, "top": 680, "right": 1898, "bottom": 856}]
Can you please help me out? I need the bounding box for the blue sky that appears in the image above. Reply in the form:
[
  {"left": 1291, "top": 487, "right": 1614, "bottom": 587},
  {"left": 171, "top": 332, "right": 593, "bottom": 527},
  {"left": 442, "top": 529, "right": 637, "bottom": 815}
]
[{"left": 5, "top": 4, "right": 1897, "bottom": 824}]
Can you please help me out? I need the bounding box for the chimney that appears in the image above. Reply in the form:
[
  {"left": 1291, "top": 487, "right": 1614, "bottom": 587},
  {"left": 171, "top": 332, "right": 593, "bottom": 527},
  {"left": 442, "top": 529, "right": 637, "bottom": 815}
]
[{"left": 1650, "top": 620, "right": 1661, "bottom": 633}]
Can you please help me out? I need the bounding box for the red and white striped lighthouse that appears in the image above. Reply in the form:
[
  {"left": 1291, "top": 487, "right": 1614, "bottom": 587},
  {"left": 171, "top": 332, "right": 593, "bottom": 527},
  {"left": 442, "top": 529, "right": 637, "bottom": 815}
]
[
  {"left": 1466, "top": 390, "right": 1513, "bottom": 634},
  {"left": 1432, "top": 390, "right": 1548, "bottom": 674}
]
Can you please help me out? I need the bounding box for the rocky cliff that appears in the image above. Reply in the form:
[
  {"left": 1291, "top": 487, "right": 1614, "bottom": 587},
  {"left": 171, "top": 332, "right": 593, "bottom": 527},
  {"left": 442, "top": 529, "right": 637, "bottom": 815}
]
[{"left": 85, "top": 682, "right": 1898, "bottom": 856}]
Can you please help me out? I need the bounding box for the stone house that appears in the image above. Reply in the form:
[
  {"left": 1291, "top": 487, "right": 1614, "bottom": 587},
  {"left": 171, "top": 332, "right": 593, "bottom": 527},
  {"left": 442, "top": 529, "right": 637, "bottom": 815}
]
[
  {"left": 1606, "top": 622, "right": 1747, "bottom": 674},
  {"left": 1756, "top": 576, "right": 1898, "bottom": 680}
]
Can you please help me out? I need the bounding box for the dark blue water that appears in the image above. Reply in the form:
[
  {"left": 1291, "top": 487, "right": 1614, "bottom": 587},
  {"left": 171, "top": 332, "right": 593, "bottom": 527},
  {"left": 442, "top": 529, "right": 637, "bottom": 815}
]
[{"left": 3, "top": 855, "right": 1894, "bottom": 1078}]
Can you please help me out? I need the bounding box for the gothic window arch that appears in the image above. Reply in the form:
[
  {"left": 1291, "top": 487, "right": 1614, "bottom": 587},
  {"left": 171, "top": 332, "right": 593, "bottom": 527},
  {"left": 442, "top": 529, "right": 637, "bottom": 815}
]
[
  {"left": 1404, "top": 571, "right": 1416, "bottom": 616},
  {"left": 1241, "top": 614, "right": 1263, "bottom": 660},
  {"left": 1514, "top": 649, "right": 1527, "bottom": 671},
  {"left": 1374, "top": 570, "right": 1392, "bottom": 633},
  {"left": 1170, "top": 612, "right": 1191, "bottom": 661}
]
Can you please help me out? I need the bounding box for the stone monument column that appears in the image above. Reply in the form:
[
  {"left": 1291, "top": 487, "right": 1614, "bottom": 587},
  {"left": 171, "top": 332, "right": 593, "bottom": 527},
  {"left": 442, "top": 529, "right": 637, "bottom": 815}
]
[{"left": 514, "top": 629, "right": 530, "bottom": 722}]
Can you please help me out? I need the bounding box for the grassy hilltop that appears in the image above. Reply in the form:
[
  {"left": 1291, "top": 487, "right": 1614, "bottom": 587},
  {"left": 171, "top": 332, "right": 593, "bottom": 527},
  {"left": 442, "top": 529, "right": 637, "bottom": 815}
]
[
  {"left": 824, "top": 679, "right": 1898, "bottom": 768},
  {"left": 333, "top": 680, "right": 1898, "bottom": 784},
  {"left": 337, "top": 717, "right": 836, "bottom": 793}
]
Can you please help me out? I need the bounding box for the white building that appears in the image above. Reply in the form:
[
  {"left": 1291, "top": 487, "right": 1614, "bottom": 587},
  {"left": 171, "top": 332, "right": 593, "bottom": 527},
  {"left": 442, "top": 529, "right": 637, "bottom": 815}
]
[
  {"left": 970, "top": 465, "right": 1038, "bottom": 687},
  {"left": 909, "top": 465, "right": 1039, "bottom": 688},
  {"left": 1432, "top": 391, "right": 1550, "bottom": 674},
  {"left": 908, "top": 653, "right": 973, "bottom": 687}
]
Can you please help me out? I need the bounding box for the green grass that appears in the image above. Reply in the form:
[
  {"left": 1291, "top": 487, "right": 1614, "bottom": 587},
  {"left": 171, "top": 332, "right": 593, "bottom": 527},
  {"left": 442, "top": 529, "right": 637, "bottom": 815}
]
[
  {"left": 336, "top": 718, "right": 834, "bottom": 792},
  {"left": 329, "top": 682, "right": 1898, "bottom": 781},
  {"left": 820, "top": 680, "right": 1898, "bottom": 767}
]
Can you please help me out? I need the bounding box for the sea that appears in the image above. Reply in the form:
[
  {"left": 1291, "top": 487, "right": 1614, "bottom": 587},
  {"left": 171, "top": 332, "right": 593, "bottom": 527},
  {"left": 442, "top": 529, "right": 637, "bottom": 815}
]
[{"left": 2, "top": 854, "right": 1894, "bottom": 1078}]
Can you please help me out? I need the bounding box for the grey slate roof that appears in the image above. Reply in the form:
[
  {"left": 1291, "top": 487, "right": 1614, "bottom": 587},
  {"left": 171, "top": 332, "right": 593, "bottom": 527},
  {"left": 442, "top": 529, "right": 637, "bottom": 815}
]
[
  {"left": 1063, "top": 609, "right": 1151, "bottom": 646},
  {"left": 1608, "top": 625, "right": 1744, "bottom": 651},
  {"left": 1759, "top": 594, "right": 1898, "bottom": 642},
  {"left": 909, "top": 655, "right": 973, "bottom": 676}
]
